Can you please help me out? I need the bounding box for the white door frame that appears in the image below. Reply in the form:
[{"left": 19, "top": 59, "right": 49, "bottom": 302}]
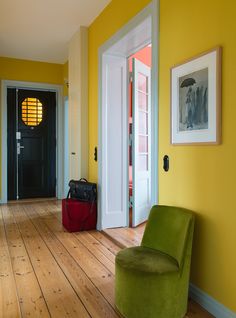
[
  {"left": 0, "top": 80, "right": 66, "bottom": 203},
  {"left": 98, "top": 0, "right": 159, "bottom": 230}
]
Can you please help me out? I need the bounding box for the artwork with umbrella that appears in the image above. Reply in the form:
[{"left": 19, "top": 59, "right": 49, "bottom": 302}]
[{"left": 179, "top": 68, "right": 208, "bottom": 131}]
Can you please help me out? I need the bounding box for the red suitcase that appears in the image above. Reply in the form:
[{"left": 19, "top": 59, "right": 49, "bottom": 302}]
[{"left": 62, "top": 198, "right": 97, "bottom": 232}]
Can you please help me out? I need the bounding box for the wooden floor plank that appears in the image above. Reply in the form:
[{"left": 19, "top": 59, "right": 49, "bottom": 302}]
[
  {"left": 10, "top": 204, "right": 90, "bottom": 318},
  {"left": 74, "top": 231, "right": 116, "bottom": 273},
  {"left": 89, "top": 231, "right": 121, "bottom": 256},
  {"left": 102, "top": 228, "right": 135, "bottom": 248},
  {"left": 43, "top": 201, "right": 61, "bottom": 220},
  {"left": 0, "top": 207, "right": 21, "bottom": 318},
  {"left": 32, "top": 203, "right": 116, "bottom": 307},
  {"left": 23, "top": 203, "right": 119, "bottom": 318},
  {"left": 1, "top": 205, "right": 50, "bottom": 318},
  {"left": 118, "top": 227, "right": 143, "bottom": 245},
  {"left": 187, "top": 299, "right": 215, "bottom": 318},
  {"left": 103, "top": 225, "right": 144, "bottom": 248}
]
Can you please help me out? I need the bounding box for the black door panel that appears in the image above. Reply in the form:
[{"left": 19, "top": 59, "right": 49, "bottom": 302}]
[
  {"left": 7, "top": 88, "right": 56, "bottom": 200},
  {"left": 21, "top": 137, "right": 44, "bottom": 161}
]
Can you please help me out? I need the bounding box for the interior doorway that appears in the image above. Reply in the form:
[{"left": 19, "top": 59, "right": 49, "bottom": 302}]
[
  {"left": 7, "top": 88, "right": 56, "bottom": 200},
  {"left": 1, "top": 80, "right": 66, "bottom": 204},
  {"left": 98, "top": 2, "right": 158, "bottom": 230}
]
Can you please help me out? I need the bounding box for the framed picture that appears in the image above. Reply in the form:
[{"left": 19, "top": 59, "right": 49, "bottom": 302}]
[{"left": 171, "top": 47, "right": 222, "bottom": 145}]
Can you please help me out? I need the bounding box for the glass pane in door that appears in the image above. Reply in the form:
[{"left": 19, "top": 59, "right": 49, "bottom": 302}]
[
  {"left": 138, "top": 73, "right": 148, "bottom": 93},
  {"left": 138, "top": 92, "right": 148, "bottom": 111},
  {"left": 139, "top": 136, "right": 148, "bottom": 153},
  {"left": 138, "top": 112, "right": 148, "bottom": 134},
  {"left": 138, "top": 154, "right": 148, "bottom": 171}
]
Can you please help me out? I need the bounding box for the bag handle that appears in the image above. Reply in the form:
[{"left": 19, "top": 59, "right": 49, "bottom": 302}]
[{"left": 79, "top": 178, "right": 88, "bottom": 182}]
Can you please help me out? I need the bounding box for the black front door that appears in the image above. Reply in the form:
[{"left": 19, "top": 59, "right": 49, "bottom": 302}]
[{"left": 7, "top": 88, "right": 56, "bottom": 200}]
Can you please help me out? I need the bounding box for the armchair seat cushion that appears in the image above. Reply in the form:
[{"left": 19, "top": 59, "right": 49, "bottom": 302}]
[{"left": 116, "top": 246, "right": 179, "bottom": 274}]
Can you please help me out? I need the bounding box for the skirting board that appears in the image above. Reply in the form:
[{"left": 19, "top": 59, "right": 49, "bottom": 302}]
[{"left": 189, "top": 283, "right": 236, "bottom": 318}]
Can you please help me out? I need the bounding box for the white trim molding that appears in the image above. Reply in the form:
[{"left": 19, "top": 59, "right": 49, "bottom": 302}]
[
  {"left": 1, "top": 80, "right": 65, "bottom": 203},
  {"left": 151, "top": 0, "right": 159, "bottom": 205},
  {"left": 189, "top": 283, "right": 236, "bottom": 318},
  {"left": 1, "top": 81, "right": 8, "bottom": 204}
]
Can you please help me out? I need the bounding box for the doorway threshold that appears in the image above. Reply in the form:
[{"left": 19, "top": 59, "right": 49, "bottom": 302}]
[
  {"left": 7, "top": 197, "right": 58, "bottom": 205},
  {"left": 102, "top": 223, "right": 146, "bottom": 249}
]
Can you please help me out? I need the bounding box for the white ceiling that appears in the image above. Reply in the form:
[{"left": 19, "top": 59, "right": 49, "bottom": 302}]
[{"left": 0, "top": 0, "right": 111, "bottom": 64}]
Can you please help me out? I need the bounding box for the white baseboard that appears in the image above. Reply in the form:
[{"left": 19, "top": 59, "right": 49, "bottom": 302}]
[{"left": 189, "top": 283, "right": 236, "bottom": 318}]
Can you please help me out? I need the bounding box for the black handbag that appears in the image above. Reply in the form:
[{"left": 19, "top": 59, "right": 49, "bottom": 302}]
[{"left": 67, "top": 178, "right": 97, "bottom": 202}]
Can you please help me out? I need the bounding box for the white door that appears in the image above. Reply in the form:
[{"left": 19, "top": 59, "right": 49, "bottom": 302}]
[
  {"left": 101, "top": 54, "right": 128, "bottom": 229},
  {"left": 132, "top": 58, "right": 152, "bottom": 227}
]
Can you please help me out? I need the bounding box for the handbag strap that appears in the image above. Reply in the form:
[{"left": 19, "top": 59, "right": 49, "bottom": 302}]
[
  {"left": 78, "top": 198, "right": 96, "bottom": 231},
  {"left": 67, "top": 188, "right": 71, "bottom": 199},
  {"left": 79, "top": 178, "right": 88, "bottom": 182}
]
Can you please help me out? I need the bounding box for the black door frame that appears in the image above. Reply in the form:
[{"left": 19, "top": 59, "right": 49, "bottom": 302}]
[{"left": 1, "top": 80, "right": 66, "bottom": 203}]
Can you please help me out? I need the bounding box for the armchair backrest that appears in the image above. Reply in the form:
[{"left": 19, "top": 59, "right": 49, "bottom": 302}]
[{"left": 141, "top": 205, "right": 194, "bottom": 268}]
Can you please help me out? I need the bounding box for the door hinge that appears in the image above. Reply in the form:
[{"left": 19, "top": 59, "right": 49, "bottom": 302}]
[
  {"left": 16, "top": 132, "right": 21, "bottom": 140},
  {"left": 129, "top": 196, "right": 133, "bottom": 208},
  {"left": 129, "top": 72, "right": 133, "bottom": 83}
]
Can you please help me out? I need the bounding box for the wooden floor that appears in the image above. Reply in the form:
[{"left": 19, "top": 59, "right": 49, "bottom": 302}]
[
  {"left": 0, "top": 200, "right": 214, "bottom": 318},
  {"left": 103, "top": 222, "right": 146, "bottom": 248}
]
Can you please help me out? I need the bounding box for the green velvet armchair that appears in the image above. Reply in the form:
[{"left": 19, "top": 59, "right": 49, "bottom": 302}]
[{"left": 115, "top": 205, "right": 195, "bottom": 318}]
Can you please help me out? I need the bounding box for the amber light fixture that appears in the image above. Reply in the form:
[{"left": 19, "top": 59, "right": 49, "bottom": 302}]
[{"left": 21, "top": 97, "right": 43, "bottom": 126}]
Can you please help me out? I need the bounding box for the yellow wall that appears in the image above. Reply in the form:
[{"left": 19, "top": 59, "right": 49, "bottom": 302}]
[
  {"left": 159, "top": 0, "right": 236, "bottom": 312},
  {"left": 0, "top": 57, "right": 64, "bottom": 84},
  {"left": 88, "top": 0, "right": 236, "bottom": 313}
]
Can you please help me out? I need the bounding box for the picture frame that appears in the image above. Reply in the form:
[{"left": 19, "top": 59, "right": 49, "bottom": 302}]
[{"left": 171, "top": 47, "right": 222, "bottom": 145}]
